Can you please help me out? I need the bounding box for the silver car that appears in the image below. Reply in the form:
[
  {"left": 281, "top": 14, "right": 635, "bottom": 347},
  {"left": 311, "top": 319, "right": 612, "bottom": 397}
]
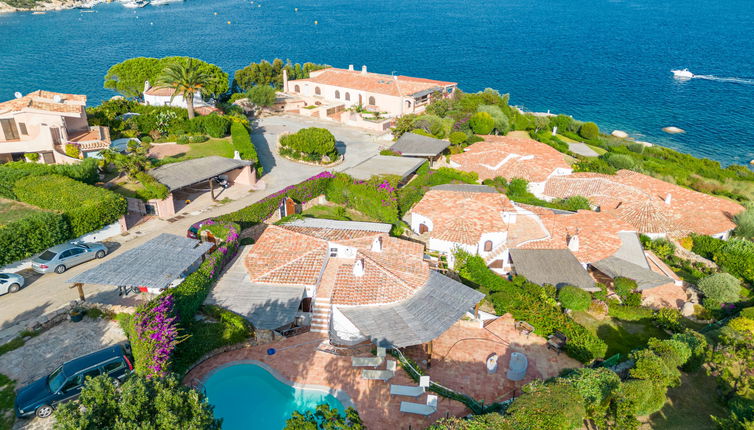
[
  {"left": 0, "top": 273, "right": 24, "bottom": 295},
  {"left": 31, "top": 242, "right": 108, "bottom": 274}
]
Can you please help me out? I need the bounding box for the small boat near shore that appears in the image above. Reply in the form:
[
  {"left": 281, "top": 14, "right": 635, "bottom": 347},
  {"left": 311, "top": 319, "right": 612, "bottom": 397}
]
[
  {"left": 672, "top": 68, "right": 694, "bottom": 79},
  {"left": 150, "top": 0, "right": 182, "bottom": 6},
  {"left": 121, "top": 0, "right": 148, "bottom": 8}
]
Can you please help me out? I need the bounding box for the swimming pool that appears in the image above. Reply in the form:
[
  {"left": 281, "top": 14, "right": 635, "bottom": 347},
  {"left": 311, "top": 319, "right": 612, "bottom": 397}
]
[{"left": 202, "top": 362, "right": 347, "bottom": 429}]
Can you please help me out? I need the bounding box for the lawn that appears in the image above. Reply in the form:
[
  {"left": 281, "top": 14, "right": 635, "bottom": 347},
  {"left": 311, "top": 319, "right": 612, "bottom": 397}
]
[
  {"left": 0, "top": 199, "right": 46, "bottom": 226},
  {"left": 107, "top": 180, "right": 148, "bottom": 200},
  {"left": 556, "top": 134, "right": 607, "bottom": 156},
  {"left": 571, "top": 310, "right": 669, "bottom": 357},
  {"left": 644, "top": 370, "right": 728, "bottom": 430},
  {"left": 0, "top": 374, "right": 14, "bottom": 430},
  {"left": 156, "top": 138, "right": 235, "bottom": 164},
  {"left": 301, "top": 204, "right": 378, "bottom": 223}
]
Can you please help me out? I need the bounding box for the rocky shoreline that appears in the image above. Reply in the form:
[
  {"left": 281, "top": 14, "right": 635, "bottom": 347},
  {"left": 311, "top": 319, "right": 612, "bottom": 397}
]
[{"left": 0, "top": 0, "right": 105, "bottom": 14}]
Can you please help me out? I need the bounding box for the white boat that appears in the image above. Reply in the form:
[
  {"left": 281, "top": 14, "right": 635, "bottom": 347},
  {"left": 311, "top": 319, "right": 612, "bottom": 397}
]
[
  {"left": 121, "top": 0, "right": 148, "bottom": 8},
  {"left": 150, "top": 0, "right": 181, "bottom": 5},
  {"left": 672, "top": 69, "right": 694, "bottom": 79}
]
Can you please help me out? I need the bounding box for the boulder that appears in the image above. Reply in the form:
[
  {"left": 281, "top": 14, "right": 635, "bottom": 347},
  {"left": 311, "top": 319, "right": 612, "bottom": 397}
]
[
  {"left": 611, "top": 130, "right": 629, "bottom": 138},
  {"left": 662, "top": 126, "right": 685, "bottom": 134},
  {"left": 681, "top": 301, "right": 696, "bottom": 317}
]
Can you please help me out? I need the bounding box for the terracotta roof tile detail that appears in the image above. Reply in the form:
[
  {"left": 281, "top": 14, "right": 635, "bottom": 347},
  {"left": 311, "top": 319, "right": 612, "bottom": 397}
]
[
  {"left": 543, "top": 170, "right": 743, "bottom": 236},
  {"left": 244, "top": 225, "right": 328, "bottom": 286},
  {"left": 292, "top": 68, "right": 456, "bottom": 97},
  {"left": 0, "top": 90, "right": 86, "bottom": 114},
  {"left": 449, "top": 135, "right": 571, "bottom": 182}
]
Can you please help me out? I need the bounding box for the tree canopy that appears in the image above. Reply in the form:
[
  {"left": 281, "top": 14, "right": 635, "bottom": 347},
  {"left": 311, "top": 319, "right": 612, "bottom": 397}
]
[
  {"left": 104, "top": 57, "right": 228, "bottom": 99},
  {"left": 283, "top": 403, "right": 364, "bottom": 429},
  {"left": 234, "top": 58, "right": 329, "bottom": 91},
  {"left": 53, "top": 375, "right": 220, "bottom": 430}
]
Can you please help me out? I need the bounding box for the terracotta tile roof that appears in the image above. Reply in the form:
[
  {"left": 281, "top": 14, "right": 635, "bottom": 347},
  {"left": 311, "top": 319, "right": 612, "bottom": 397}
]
[
  {"left": 144, "top": 86, "right": 177, "bottom": 97},
  {"left": 283, "top": 225, "right": 383, "bottom": 243},
  {"left": 293, "top": 68, "right": 456, "bottom": 98},
  {"left": 411, "top": 187, "right": 514, "bottom": 245},
  {"left": 543, "top": 170, "right": 744, "bottom": 236},
  {"left": 244, "top": 225, "right": 328, "bottom": 286},
  {"left": 331, "top": 236, "right": 429, "bottom": 306},
  {"left": 517, "top": 209, "right": 633, "bottom": 263},
  {"left": 449, "top": 135, "right": 572, "bottom": 182},
  {"left": 0, "top": 90, "right": 86, "bottom": 114}
]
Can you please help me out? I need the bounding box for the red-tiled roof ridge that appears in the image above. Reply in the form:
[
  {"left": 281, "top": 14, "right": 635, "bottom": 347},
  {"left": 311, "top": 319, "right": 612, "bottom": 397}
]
[
  {"left": 321, "top": 67, "right": 457, "bottom": 86},
  {"left": 244, "top": 225, "right": 328, "bottom": 285},
  {"left": 0, "top": 90, "right": 86, "bottom": 114}
]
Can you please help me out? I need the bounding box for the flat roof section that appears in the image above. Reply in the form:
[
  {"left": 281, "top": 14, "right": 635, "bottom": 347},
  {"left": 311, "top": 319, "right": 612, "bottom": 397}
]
[
  {"left": 150, "top": 156, "right": 252, "bottom": 192},
  {"left": 343, "top": 155, "right": 425, "bottom": 181}
]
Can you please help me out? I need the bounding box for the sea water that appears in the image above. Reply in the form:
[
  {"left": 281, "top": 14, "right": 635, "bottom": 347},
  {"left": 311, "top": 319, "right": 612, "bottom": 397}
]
[{"left": 1, "top": 0, "right": 753, "bottom": 165}]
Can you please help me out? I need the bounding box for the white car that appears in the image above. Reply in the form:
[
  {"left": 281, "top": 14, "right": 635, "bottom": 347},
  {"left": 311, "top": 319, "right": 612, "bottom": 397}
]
[{"left": 0, "top": 273, "right": 25, "bottom": 295}]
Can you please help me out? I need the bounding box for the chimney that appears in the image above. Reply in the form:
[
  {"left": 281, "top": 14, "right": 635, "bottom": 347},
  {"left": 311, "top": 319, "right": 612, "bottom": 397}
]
[
  {"left": 664, "top": 193, "right": 672, "bottom": 205},
  {"left": 371, "top": 236, "right": 383, "bottom": 252},
  {"left": 567, "top": 230, "right": 580, "bottom": 252},
  {"left": 144, "top": 80, "right": 151, "bottom": 92},
  {"left": 348, "top": 64, "right": 354, "bottom": 71},
  {"left": 353, "top": 258, "right": 365, "bottom": 277},
  {"left": 361, "top": 65, "right": 367, "bottom": 75},
  {"left": 282, "top": 69, "right": 289, "bottom": 92}
]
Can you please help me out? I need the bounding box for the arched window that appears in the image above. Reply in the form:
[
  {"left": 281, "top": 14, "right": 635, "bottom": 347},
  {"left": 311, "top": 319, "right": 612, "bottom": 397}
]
[
  {"left": 483, "top": 241, "right": 493, "bottom": 252},
  {"left": 335, "top": 90, "right": 340, "bottom": 99},
  {"left": 368, "top": 96, "right": 376, "bottom": 105},
  {"left": 315, "top": 87, "right": 321, "bottom": 96},
  {"left": 406, "top": 100, "right": 411, "bottom": 107},
  {"left": 345, "top": 92, "right": 350, "bottom": 101},
  {"left": 294, "top": 85, "right": 300, "bottom": 93},
  {"left": 419, "top": 223, "right": 429, "bottom": 234}
]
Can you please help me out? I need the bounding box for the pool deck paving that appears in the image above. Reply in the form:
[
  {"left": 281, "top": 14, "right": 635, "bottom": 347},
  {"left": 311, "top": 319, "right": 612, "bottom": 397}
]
[{"left": 184, "top": 332, "right": 470, "bottom": 429}]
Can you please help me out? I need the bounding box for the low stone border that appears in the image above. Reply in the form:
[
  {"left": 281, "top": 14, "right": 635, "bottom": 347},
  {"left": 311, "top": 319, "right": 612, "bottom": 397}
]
[{"left": 199, "top": 359, "right": 356, "bottom": 410}]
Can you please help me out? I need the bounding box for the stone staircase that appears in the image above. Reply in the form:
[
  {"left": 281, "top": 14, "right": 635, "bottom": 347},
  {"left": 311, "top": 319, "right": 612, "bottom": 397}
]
[{"left": 311, "top": 297, "right": 331, "bottom": 334}]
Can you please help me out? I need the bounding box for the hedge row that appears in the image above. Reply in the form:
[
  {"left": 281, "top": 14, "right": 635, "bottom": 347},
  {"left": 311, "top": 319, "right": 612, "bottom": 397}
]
[
  {"left": 455, "top": 250, "right": 607, "bottom": 362},
  {"left": 13, "top": 174, "right": 127, "bottom": 237},
  {"left": 134, "top": 172, "right": 170, "bottom": 201},
  {"left": 0, "top": 159, "right": 99, "bottom": 199},
  {"left": 217, "top": 171, "right": 333, "bottom": 228},
  {"left": 230, "top": 122, "right": 262, "bottom": 177},
  {"left": 692, "top": 235, "right": 754, "bottom": 284},
  {"left": 0, "top": 211, "right": 70, "bottom": 265}
]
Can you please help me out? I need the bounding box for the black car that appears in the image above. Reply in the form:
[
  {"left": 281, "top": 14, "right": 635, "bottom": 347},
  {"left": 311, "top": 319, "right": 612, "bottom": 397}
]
[{"left": 15, "top": 344, "right": 133, "bottom": 419}]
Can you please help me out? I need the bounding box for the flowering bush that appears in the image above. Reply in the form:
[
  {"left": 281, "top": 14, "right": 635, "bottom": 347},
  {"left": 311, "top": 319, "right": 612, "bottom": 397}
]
[
  {"left": 132, "top": 294, "right": 182, "bottom": 377},
  {"left": 325, "top": 173, "right": 399, "bottom": 223}
]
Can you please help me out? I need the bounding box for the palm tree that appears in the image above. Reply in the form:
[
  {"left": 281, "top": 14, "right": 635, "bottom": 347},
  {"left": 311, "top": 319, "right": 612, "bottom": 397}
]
[{"left": 157, "top": 59, "right": 210, "bottom": 119}]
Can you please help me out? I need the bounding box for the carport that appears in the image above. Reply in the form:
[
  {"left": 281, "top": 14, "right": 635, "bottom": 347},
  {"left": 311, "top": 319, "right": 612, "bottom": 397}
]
[
  {"left": 67, "top": 233, "right": 212, "bottom": 300},
  {"left": 389, "top": 132, "right": 450, "bottom": 164},
  {"left": 148, "top": 156, "right": 256, "bottom": 218},
  {"left": 343, "top": 155, "right": 425, "bottom": 183}
]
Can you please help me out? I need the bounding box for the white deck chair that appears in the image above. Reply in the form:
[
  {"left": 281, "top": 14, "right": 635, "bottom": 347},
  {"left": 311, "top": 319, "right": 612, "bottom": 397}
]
[
  {"left": 361, "top": 369, "right": 394, "bottom": 381},
  {"left": 351, "top": 356, "right": 383, "bottom": 367},
  {"left": 386, "top": 359, "right": 397, "bottom": 372},
  {"left": 376, "top": 347, "right": 386, "bottom": 357},
  {"left": 400, "top": 400, "right": 436, "bottom": 415},
  {"left": 390, "top": 384, "right": 425, "bottom": 397}
]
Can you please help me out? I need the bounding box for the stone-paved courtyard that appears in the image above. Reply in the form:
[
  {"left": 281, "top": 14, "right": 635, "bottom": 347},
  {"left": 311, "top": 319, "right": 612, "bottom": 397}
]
[{"left": 0, "top": 318, "right": 127, "bottom": 430}]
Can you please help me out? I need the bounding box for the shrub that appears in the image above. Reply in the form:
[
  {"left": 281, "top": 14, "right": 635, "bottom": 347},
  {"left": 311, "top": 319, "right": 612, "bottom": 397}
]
[
  {"left": 131, "top": 294, "right": 180, "bottom": 377},
  {"left": 230, "top": 122, "right": 261, "bottom": 175},
  {"left": 247, "top": 84, "right": 277, "bottom": 107},
  {"left": 13, "top": 174, "right": 127, "bottom": 237},
  {"left": 477, "top": 105, "right": 509, "bottom": 134},
  {"left": 579, "top": 122, "right": 600, "bottom": 140},
  {"left": 573, "top": 158, "right": 617, "bottom": 174},
  {"left": 622, "top": 379, "right": 668, "bottom": 416},
  {"left": 678, "top": 236, "right": 694, "bottom": 250},
  {"left": 506, "top": 382, "right": 586, "bottom": 430},
  {"left": 325, "top": 173, "right": 399, "bottom": 223},
  {"left": 192, "top": 114, "right": 231, "bottom": 138},
  {"left": 134, "top": 172, "right": 169, "bottom": 200},
  {"left": 176, "top": 135, "right": 189, "bottom": 145},
  {"left": 654, "top": 307, "right": 683, "bottom": 332},
  {"left": 0, "top": 211, "right": 70, "bottom": 265},
  {"left": 558, "top": 195, "right": 591, "bottom": 211},
  {"left": 549, "top": 114, "right": 573, "bottom": 133},
  {"left": 0, "top": 159, "right": 99, "bottom": 199},
  {"left": 593, "top": 282, "right": 608, "bottom": 301},
  {"left": 64, "top": 143, "right": 81, "bottom": 158},
  {"left": 468, "top": 112, "right": 494, "bottom": 135},
  {"left": 690, "top": 234, "right": 725, "bottom": 258},
  {"left": 733, "top": 207, "right": 754, "bottom": 239},
  {"left": 558, "top": 285, "right": 591, "bottom": 311},
  {"left": 141, "top": 135, "right": 153, "bottom": 144},
  {"left": 715, "top": 239, "right": 754, "bottom": 284},
  {"left": 449, "top": 131, "right": 468, "bottom": 145},
  {"left": 24, "top": 152, "right": 39, "bottom": 162},
  {"left": 697, "top": 273, "right": 742, "bottom": 304},
  {"left": 613, "top": 277, "right": 637, "bottom": 298},
  {"left": 189, "top": 135, "right": 209, "bottom": 143},
  {"left": 603, "top": 153, "right": 636, "bottom": 170},
  {"left": 280, "top": 127, "right": 337, "bottom": 157},
  {"left": 672, "top": 330, "right": 708, "bottom": 372},
  {"left": 607, "top": 303, "right": 655, "bottom": 321}
]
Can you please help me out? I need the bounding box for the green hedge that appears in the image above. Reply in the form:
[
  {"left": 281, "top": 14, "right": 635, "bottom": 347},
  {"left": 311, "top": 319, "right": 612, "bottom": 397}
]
[
  {"left": 230, "top": 122, "right": 262, "bottom": 177},
  {"left": 0, "top": 159, "right": 99, "bottom": 199},
  {"left": 279, "top": 127, "right": 336, "bottom": 156},
  {"left": 0, "top": 211, "right": 70, "bottom": 265},
  {"left": 454, "top": 250, "right": 607, "bottom": 362},
  {"left": 217, "top": 172, "right": 333, "bottom": 228},
  {"left": 325, "top": 173, "right": 400, "bottom": 224},
  {"left": 134, "top": 172, "right": 169, "bottom": 200},
  {"left": 13, "top": 175, "right": 127, "bottom": 237},
  {"left": 692, "top": 235, "right": 754, "bottom": 284},
  {"left": 397, "top": 167, "right": 478, "bottom": 215},
  {"left": 607, "top": 302, "right": 655, "bottom": 321},
  {"left": 558, "top": 285, "right": 591, "bottom": 311}
]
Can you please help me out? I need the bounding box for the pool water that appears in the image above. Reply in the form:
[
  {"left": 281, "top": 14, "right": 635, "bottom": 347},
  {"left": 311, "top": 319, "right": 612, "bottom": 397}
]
[{"left": 203, "top": 363, "right": 346, "bottom": 429}]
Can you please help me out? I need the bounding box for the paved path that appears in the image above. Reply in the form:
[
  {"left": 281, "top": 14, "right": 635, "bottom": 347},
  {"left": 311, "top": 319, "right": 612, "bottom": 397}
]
[
  {"left": 0, "top": 115, "right": 383, "bottom": 330},
  {"left": 567, "top": 141, "right": 600, "bottom": 157}
]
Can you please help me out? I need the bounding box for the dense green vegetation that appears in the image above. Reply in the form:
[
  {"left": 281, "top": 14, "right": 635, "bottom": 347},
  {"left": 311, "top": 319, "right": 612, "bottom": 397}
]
[
  {"left": 234, "top": 58, "right": 329, "bottom": 91},
  {"left": 284, "top": 403, "right": 364, "bottom": 430},
  {"left": 482, "top": 176, "right": 592, "bottom": 211},
  {"left": 279, "top": 127, "right": 339, "bottom": 163},
  {"left": 230, "top": 122, "right": 262, "bottom": 176}
]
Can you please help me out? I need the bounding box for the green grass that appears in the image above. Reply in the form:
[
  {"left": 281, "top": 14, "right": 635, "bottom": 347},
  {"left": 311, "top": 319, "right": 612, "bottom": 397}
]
[
  {"left": 301, "top": 204, "right": 378, "bottom": 222},
  {"left": 107, "top": 180, "right": 148, "bottom": 200},
  {"left": 0, "top": 374, "right": 15, "bottom": 430},
  {"left": 158, "top": 138, "right": 235, "bottom": 164},
  {"left": 571, "top": 311, "right": 669, "bottom": 357},
  {"left": 585, "top": 143, "right": 608, "bottom": 155},
  {"left": 646, "top": 370, "right": 728, "bottom": 429},
  {"left": 0, "top": 199, "right": 46, "bottom": 226}
]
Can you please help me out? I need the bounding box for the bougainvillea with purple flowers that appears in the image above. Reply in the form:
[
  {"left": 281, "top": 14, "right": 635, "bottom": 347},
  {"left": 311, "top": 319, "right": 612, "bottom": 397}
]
[{"left": 133, "top": 294, "right": 183, "bottom": 378}]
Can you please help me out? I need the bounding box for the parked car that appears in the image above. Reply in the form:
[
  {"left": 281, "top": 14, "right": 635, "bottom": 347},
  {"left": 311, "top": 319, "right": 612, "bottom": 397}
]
[
  {"left": 15, "top": 344, "right": 133, "bottom": 419},
  {"left": 31, "top": 242, "right": 108, "bottom": 274},
  {"left": 186, "top": 218, "right": 213, "bottom": 239},
  {"left": 0, "top": 273, "right": 24, "bottom": 295}
]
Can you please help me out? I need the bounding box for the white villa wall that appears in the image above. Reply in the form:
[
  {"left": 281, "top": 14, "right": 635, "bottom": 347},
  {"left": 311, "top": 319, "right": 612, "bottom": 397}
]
[
  {"left": 331, "top": 306, "right": 368, "bottom": 344},
  {"left": 409, "top": 213, "right": 433, "bottom": 235},
  {"left": 143, "top": 93, "right": 211, "bottom": 109}
]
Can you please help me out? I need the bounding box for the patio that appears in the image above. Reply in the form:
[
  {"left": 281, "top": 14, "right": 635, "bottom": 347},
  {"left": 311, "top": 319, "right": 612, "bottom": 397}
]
[
  {"left": 403, "top": 315, "right": 581, "bottom": 404},
  {"left": 184, "top": 332, "right": 470, "bottom": 429}
]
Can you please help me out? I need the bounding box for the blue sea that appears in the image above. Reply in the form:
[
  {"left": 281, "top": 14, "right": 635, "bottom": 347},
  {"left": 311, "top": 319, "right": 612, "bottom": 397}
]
[{"left": 1, "top": 0, "right": 753, "bottom": 166}]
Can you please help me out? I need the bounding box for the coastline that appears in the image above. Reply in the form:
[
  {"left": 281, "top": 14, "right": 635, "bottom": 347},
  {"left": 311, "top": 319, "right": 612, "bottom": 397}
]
[{"left": 0, "top": 0, "right": 105, "bottom": 13}]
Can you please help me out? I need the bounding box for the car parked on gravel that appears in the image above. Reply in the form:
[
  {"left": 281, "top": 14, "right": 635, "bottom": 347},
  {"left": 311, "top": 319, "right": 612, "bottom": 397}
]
[
  {"left": 0, "top": 273, "right": 24, "bottom": 295},
  {"left": 31, "top": 242, "right": 108, "bottom": 274},
  {"left": 15, "top": 344, "right": 133, "bottom": 419}
]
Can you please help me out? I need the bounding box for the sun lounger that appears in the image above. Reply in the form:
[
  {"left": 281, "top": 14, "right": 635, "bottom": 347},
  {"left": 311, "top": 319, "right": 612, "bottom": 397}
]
[
  {"left": 361, "top": 369, "right": 394, "bottom": 381},
  {"left": 351, "top": 356, "right": 383, "bottom": 367},
  {"left": 400, "top": 394, "right": 438, "bottom": 415},
  {"left": 376, "top": 347, "right": 386, "bottom": 357},
  {"left": 386, "top": 359, "right": 396, "bottom": 372},
  {"left": 390, "top": 384, "right": 424, "bottom": 397}
]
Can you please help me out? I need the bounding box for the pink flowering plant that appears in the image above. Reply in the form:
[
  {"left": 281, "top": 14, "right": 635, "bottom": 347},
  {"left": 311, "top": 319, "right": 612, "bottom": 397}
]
[{"left": 133, "top": 294, "right": 185, "bottom": 378}]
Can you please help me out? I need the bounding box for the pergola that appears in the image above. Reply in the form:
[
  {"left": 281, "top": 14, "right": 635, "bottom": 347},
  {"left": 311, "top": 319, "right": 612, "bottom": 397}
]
[
  {"left": 149, "top": 156, "right": 253, "bottom": 201},
  {"left": 67, "top": 233, "right": 212, "bottom": 300}
]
